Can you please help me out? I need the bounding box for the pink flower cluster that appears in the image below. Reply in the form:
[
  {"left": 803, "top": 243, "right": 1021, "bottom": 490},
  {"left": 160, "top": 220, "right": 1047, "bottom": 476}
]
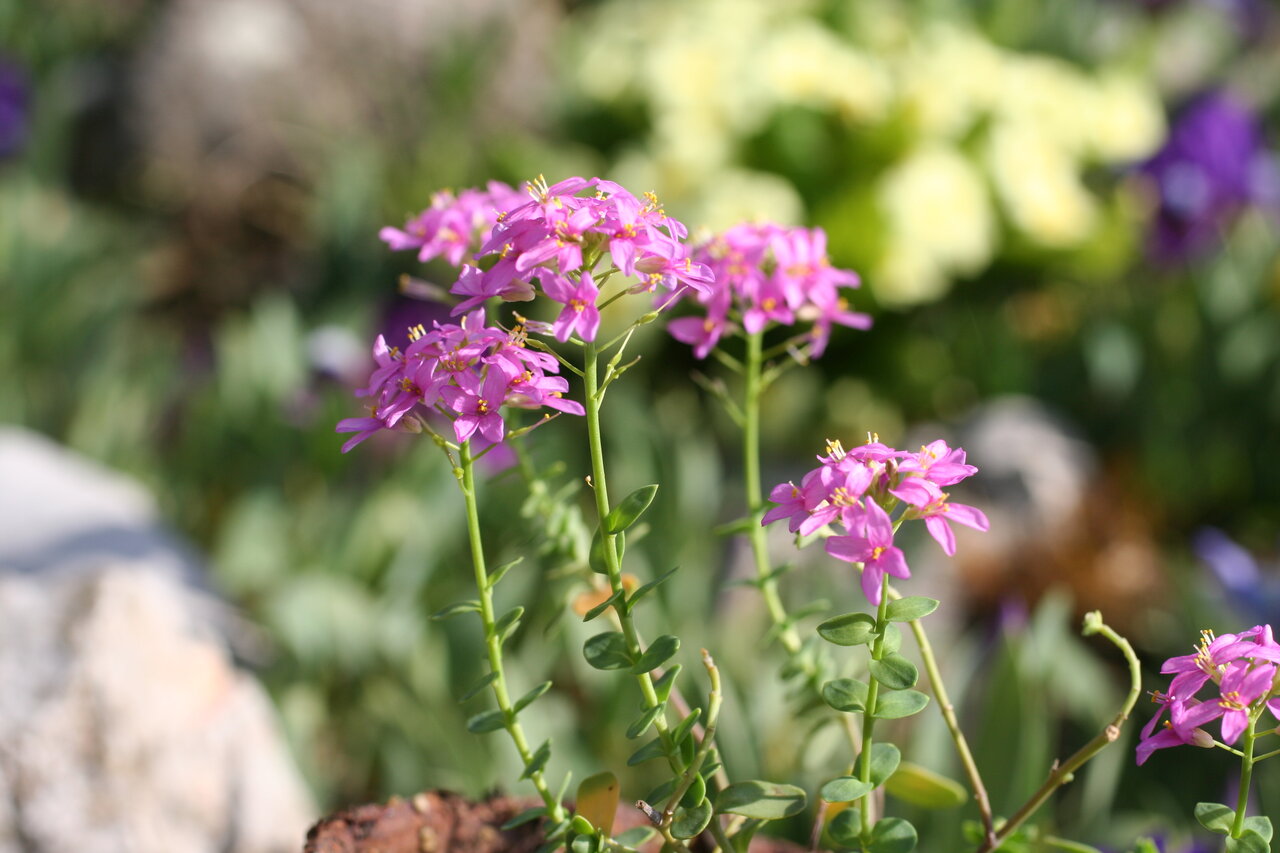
[
  {"left": 1136, "top": 626, "right": 1280, "bottom": 765},
  {"left": 336, "top": 310, "right": 583, "bottom": 452},
  {"left": 380, "top": 182, "right": 529, "bottom": 267},
  {"left": 666, "top": 223, "right": 870, "bottom": 359},
  {"left": 764, "top": 438, "right": 989, "bottom": 605}
]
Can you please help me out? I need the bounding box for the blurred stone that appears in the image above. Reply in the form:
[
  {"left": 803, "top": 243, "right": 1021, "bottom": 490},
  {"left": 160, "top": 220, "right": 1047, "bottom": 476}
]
[{"left": 0, "top": 427, "right": 314, "bottom": 853}]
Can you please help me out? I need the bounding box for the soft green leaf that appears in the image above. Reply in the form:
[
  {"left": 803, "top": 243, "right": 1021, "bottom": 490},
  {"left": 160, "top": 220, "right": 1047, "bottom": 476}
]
[
  {"left": 885, "top": 597, "right": 939, "bottom": 622},
  {"left": 868, "top": 817, "right": 917, "bottom": 853},
  {"left": 514, "top": 681, "right": 552, "bottom": 713},
  {"left": 1044, "top": 838, "right": 1105, "bottom": 853},
  {"left": 521, "top": 740, "right": 552, "bottom": 780},
  {"left": 881, "top": 622, "right": 903, "bottom": 654},
  {"left": 820, "top": 776, "right": 874, "bottom": 803},
  {"left": 883, "top": 761, "right": 966, "bottom": 809},
  {"left": 627, "top": 566, "right": 678, "bottom": 610},
  {"left": 822, "top": 678, "right": 869, "bottom": 713},
  {"left": 653, "top": 664, "right": 682, "bottom": 703},
  {"left": 465, "top": 709, "right": 506, "bottom": 734},
  {"left": 627, "top": 737, "right": 667, "bottom": 766},
  {"left": 570, "top": 815, "right": 595, "bottom": 836},
  {"left": 614, "top": 827, "right": 656, "bottom": 848},
  {"left": 1195, "top": 802, "right": 1236, "bottom": 835},
  {"left": 680, "top": 773, "right": 706, "bottom": 808},
  {"left": 1127, "top": 840, "right": 1160, "bottom": 853},
  {"left": 874, "top": 689, "right": 929, "bottom": 719},
  {"left": 631, "top": 634, "right": 680, "bottom": 673},
  {"left": 626, "top": 705, "right": 664, "bottom": 739},
  {"left": 672, "top": 709, "right": 701, "bottom": 745},
  {"left": 583, "top": 589, "right": 625, "bottom": 622},
  {"left": 865, "top": 743, "right": 901, "bottom": 787},
  {"left": 827, "top": 808, "right": 862, "bottom": 848},
  {"left": 589, "top": 529, "right": 624, "bottom": 575},
  {"left": 715, "top": 781, "right": 807, "bottom": 819},
  {"left": 605, "top": 485, "right": 659, "bottom": 534},
  {"left": 431, "top": 600, "right": 481, "bottom": 620},
  {"left": 569, "top": 833, "right": 595, "bottom": 853},
  {"left": 1244, "top": 816, "right": 1274, "bottom": 844},
  {"left": 459, "top": 671, "right": 499, "bottom": 703},
  {"left": 1225, "top": 831, "right": 1269, "bottom": 853},
  {"left": 869, "top": 654, "right": 919, "bottom": 690},
  {"left": 672, "top": 799, "right": 713, "bottom": 839},
  {"left": 487, "top": 556, "right": 523, "bottom": 589},
  {"left": 501, "top": 807, "right": 547, "bottom": 830},
  {"left": 645, "top": 778, "right": 677, "bottom": 805},
  {"left": 495, "top": 606, "right": 524, "bottom": 643},
  {"left": 583, "top": 631, "right": 633, "bottom": 670},
  {"left": 817, "top": 612, "right": 878, "bottom": 646}
]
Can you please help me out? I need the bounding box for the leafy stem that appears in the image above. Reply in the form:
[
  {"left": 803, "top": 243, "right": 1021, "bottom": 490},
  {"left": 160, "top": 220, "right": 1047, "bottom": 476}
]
[
  {"left": 858, "top": 574, "right": 891, "bottom": 838},
  {"left": 1230, "top": 712, "right": 1258, "bottom": 839},
  {"left": 457, "top": 441, "right": 565, "bottom": 823}
]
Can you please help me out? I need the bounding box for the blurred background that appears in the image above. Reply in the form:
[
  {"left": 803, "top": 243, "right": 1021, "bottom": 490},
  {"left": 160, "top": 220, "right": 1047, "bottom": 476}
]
[{"left": 4, "top": 0, "right": 1280, "bottom": 849}]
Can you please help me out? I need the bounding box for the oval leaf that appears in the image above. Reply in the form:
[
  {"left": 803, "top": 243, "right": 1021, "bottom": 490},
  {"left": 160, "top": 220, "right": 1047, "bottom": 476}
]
[
  {"left": 868, "top": 817, "right": 918, "bottom": 853},
  {"left": 827, "top": 808, "right": 863, "bottom": 848},
  {"left": 459, "top": 671, "right": 499, "bottom": 703},
  {"left": 874, "top": 689, "right": 930, "bottom": 719},
  {"left": 653, "top": 664, "right": 682, "bottom": 703},
  {"left": 885, "top": 596, "right": 939, "bottom": 623},
  {"left": 614, "top": 827, "right": 656, "bottom": 848},
  {"left": 680, "top": 773, "right": 707, "bottom": 808},
  {"left": 501, "top": 806, "right": 547, "bottom": 830},
  {"left": 631, "top": 634, "right": 680, "bottom": 673},
  {"left": 514, "top": 680, "right": 553, "bottom": 713},
  {"left": 672, "top": 708, "right": 702, "bottom": 745},
  {"left": 627, "top": 566, "right": 679, "bottom": 610},
  {"left": 521, "top": 740, "right": 552, "bottom": 780},
  {"left": 576, "top": 771, "right": 619, "bottom": 836},
  {"left": 883, "top": 761, "right": 966, "bottom": 809},
  {"left": 1226, "top": 832, "right": 1269, "bottom": 853},
  {"left": 625, "top": 705, "right": 664, "bottom": 739},
  {"left": 822, "top": 678, "right": 870, "bottom": 713},
  {"left": 881, "top": 622, "right": 903, "bottom": 654},
  {"left": 589, "top": 529, "right": 625, "bottom": 575},
  {"left": 431, "top": 600, "right": 481, "bottom": 620},
  {"left": 716, "top": 781, "right": 807, "bottom": 820},
  {"left": 818, "top": 612, "right": 878, "bottom": 646},
  {"left": 1195, "top": 802, "right": 1236, "bottom": 835},
  {"left": 583, "top": 589, "right": 625, "bottom": 622},
  {"left": 866, "top": 743, "right": 901, "bottom": 787},
  {"left": 627, "top": 736, "right": 667, "bottom": 766},
  {"left": 605, "top": 484, "right": 659, "bottom": 534},
  {"left": 1244, "top": 816, "right": 1274, "bottom": 843},
  {"left": 672, "top": 798, "right": 713, "bottom": 839},
  {"left": 820, "top": 776, "right": 874, "bottom": 803},
  {"left": 465, "top": 708, "right": 506, "bottom": 734},
  {"left": 496, "top": 606, "right": 524, "bottom": 643},
  {"left": 583, "top": 631, "right": 634, "bottom": 670},
  {"left": 869, "top": 654, "right": 919, "bottom": 691}
]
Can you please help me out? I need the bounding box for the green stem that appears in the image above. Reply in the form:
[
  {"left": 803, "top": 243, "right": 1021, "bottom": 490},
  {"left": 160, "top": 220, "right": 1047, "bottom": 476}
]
[
  {"left": 1230, "top": 715, "right": 1258, "bottom": 839},
  {"left": 858, "top": 575, "right": 891, "bottom": 838},
  {"left": 662, "top": 650, "right": 723, "bottom": 822},
  {"left": 581, "top": 340, "right": 680, "bottom": 770},
  {"left": 458, "top": 442, "right": 565, "bottom": 822},
  {"left": 743, "top": 330, "right": 803, "bottom": 656},
  {"left": 977, "top": 612, "right": 1141, "bottom": 853}
]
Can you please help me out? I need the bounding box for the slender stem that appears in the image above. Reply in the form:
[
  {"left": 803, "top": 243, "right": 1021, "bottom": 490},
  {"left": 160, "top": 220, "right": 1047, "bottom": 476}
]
[
  {"left": 884, "top": 583, "right": 997, "bottom": 847},
  {"left": 458, "top": 442, "right": 565, "bottom": 822},
  {"left": 1230, "top": 715, "right": 1258, "bottom": 839},
  {"left": 858, "top": 575, "right": 891, "bottom": 836},
  {"left": 743, "top": 330, "right": 803, "bottom": 656},
  {"left": 581, "top": 340, "right": 680, "bottom": 769},
  {"left": 977, "top": 612, "right": 1141, "bottom": 853},
  {"left": 1250, "top": 745, "right": 1280, "bottom": 762},
  {"left": 662, "top": 650, "right": 723, "bottom": 821}
]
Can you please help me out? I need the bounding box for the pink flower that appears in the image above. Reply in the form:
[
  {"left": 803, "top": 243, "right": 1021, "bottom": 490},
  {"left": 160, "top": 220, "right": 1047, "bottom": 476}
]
[
  {"left": 542, "top": 271, "right": 601, "bottom": 343},
  {"left": 825, "top": 501, "right": 910, "bottom": 606}
]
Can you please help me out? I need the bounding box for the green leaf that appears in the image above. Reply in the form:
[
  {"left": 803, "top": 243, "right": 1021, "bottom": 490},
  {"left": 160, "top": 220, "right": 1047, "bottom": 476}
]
[
  {"left": 605, "top": 484, "right": 659, "bottom": 534},
  {"left": 868, "top": 817, "right": 917, "bottom": 853},
  {"left": 1127, "top": 840, "right": 1160, "bottom": 853},
  {"left": 1044, "top": 838, "right": 1105, "bottom": 853},
  {"left": 495, "top": 606, "right": 524, "bottom": 643},
  {"left": 827, "top": 808, "right": 862, "bottom": 848},
  {"left": 514, "top": 681, "right": 553, "bottom": 713},
  {"left": 820, "top": 776, "right": 874, "bottom": 803},
  {"left": 626, "top": 704, "right": 664, "bottom": 739},
  {"left": 570, "top": 815, "right": 595, "bottom": 836},
  {"left": 487, "top": 556, "right": 523, "bottom": 589},
  {"left": 501, "top": 806, "right": 547, "bottom": 830},
  {"left": 645, "top": 778, "right": 677, "bottom": 805},
  {"left": 881, "top": 622, "right": 903, "bottom": 654},
  {"left": 631, "top": 634, "right": 680, "bottom": 673},
  {"left": 569, "top": 833, "right": 595, "bottom": 853},
  {"left": 817, "top": 612, "right": 878, "bottom": 646},
  {"left": 583, "top": 632, "right": 634, "bottom": 670},
  {"left": 822, "top": 678, "right": 870, "bottom": 713},
  {"left": 521, "top": 740, "right": 552, "bottom": 780},
  {"left": 576, "top": 771, "right": 618, "bottom": 836},
  {"left": 869, "top": 654, "right": 919, "bottom": 690},
  {"left": 465, "top": 709, "right": 506, "bottom": 734},
  {"left": 874, "top": 689, "right": 929, "bottom": 719},
  {"left": 1225, "top": 831, "right": 1269, "bottom": 853},
  {"left": 680, "top": 774, "right": 707, "bottom": 808},
  {"left": 653, "top": 664, "right": 682, "bottom": 703},
  {"left": 613, "top": 827, "right": 656, "bottom": 848},
  {"left": 672, "top": 709, "right": 702, "bottom": 745},
  {"left": 865, "top": 743, "right": 901, "bottom": 787},
  {"left": 583, "top": 589, "right": 624, "bottom": 622},
  {"left": 672, "top": 799, "right": 713, "bottom": 839},
  {"left": 715, "top": 781, "right": 807, "bottom": 819},
  {"left": 1244, "top": 816, "right": 1274, "bottom": 843},
  {"left": 627, "top": 566, "right": 678, "bottom": 610},
  {"left": 627, "top": 736, "right": 667, "bottom": 766},
  {"left": 589, "top": 528, "right": 624, "bottom": 575},
  {"left": 431, "top": 600, "right": 480, "bottom": 620},
  {"left": 1195, "top": 802, "right": 1236, "bottom": 835},
  {"left": 459, "top": 671, "right": 499, "bottom": 703},
  {"left": 730, "top": 819, "right": 766, "bottom": 853},
  {"left": 885, "top": 597, "right": 939, "bottom": 622},
  {"left": 883, "top": 761, "right": 966, "bottom": 809}
]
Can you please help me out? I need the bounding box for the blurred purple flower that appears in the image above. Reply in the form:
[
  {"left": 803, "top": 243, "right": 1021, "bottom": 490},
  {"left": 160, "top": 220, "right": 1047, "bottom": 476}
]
[
  {"left": 1194, "top": 527, "right": 1280, "bottom": 622},
  {"left": 1137, "top": 91, "right": 1280, "bottom": 263},
  {"left": 0, "top": 57, "right": 29, "bottom": 160}
]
